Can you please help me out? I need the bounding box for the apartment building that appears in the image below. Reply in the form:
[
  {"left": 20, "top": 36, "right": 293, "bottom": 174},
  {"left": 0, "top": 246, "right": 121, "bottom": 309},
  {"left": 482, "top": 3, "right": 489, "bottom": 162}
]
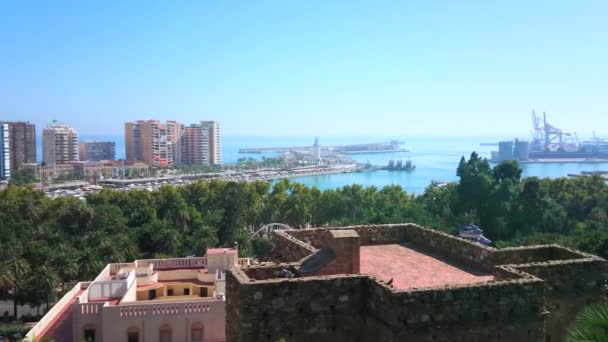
[
  {"left": 0, "top": 123, "right": 10, "bottom": 179},
  {"left": 181, "top": 121, "right": 222, "bottom": 166},
  {"left": 79, "top": 141, "right": 116, "bottom": 161},
  {"left": 201, "top": 121, "right": 221, "bottom": 166},
  {"left": 6, "top": 121, "right": 36, "bottom": 171},
  {"left": 42, "top": 123, "right": 79, "bottom": 165},
  {"left": 125, "top": 120, "right": 182, "bottom": 167}
]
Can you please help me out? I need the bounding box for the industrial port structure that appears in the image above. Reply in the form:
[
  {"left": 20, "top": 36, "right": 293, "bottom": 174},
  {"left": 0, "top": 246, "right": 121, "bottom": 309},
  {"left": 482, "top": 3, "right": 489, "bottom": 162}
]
[
  {"left": 492, "top": 110, "right": 608, "bottom": 162},
  {"left": 239, "top": 139, "right": 408, "bottom": 155}
]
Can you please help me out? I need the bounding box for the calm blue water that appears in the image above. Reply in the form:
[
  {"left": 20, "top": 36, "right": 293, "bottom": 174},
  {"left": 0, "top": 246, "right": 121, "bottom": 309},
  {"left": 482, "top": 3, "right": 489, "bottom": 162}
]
[{"left": 36, "top": 135, "right": 608, "bottom": 194}]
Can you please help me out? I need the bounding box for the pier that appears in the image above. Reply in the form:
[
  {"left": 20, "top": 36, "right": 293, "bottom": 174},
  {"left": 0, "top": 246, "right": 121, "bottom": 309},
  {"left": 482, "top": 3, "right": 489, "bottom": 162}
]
[{"left": 239, "top": 140, "right": 408, "bottom": 155}]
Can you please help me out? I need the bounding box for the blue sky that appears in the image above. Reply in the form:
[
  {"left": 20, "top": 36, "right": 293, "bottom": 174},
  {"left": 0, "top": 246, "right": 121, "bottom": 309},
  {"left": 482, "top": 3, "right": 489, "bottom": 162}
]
[{"left": 0, "top": 1, "right": 606, "bottom": 137}]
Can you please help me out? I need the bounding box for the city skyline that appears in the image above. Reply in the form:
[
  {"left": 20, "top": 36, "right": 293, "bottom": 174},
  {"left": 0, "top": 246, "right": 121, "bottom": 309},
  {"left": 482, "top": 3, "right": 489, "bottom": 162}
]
[{"left": 1, "top": 1, "right": 607, "bottom": 137}]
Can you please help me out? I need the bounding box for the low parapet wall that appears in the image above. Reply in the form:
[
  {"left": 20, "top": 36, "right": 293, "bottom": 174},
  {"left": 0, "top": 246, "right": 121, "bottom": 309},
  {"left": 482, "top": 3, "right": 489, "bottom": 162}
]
[
  {"left": 226, "top": 268, "right": 369, "bottom": 342},
  {"left": 246, "top": 224, "right": 608, "bottom": 342},
  {"left": 509, "top": 257, "right": 608, "bottom": 341},
  {"left": 284, "top": 225, "right": 597, "bottom": 270},
  {"left": 227, "top": 263, "right": 547, "bottom": 342},
  {"left": 286, "top": 224, "right": 407, "bottom": 248},
  {"left": 286, "top": 224, "right": 496, "bottom": 270},
  {"left": 489, "top": 245, "right": 591, "bottom": 266},
  {"left": 272, "top": 230, "right": 317, "bottom": 262},
  {"left": 365, "top": 273, "right": 545, "bottom": 341},
  {"left": 242, "top": 262, "right": 302, "bottom": 280}
]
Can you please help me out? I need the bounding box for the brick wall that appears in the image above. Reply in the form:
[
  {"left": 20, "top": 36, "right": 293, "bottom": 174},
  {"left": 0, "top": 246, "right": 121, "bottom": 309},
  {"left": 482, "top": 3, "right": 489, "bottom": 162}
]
[{"left": 314, "top": 230, "right": 360, "bottom": 276}]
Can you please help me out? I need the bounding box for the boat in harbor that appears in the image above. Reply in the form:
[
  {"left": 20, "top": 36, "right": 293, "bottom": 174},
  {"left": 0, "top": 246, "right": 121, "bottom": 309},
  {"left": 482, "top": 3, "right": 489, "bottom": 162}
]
[{"left": 384, "top": 160, "right": 416, "bottom": 172}]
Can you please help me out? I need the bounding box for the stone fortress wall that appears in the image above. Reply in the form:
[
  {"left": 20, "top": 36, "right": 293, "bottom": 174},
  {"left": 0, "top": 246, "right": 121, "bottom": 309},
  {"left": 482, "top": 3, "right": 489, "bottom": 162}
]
[{"left": 227, "top": 224, "right": 608, "bottom": 342}]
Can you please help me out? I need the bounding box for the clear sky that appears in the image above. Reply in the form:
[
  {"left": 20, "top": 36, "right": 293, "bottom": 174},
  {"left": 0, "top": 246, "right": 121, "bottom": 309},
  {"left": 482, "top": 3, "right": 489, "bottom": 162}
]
[{"left": 0, "top": 0, "right": 607, "bottom": 137}]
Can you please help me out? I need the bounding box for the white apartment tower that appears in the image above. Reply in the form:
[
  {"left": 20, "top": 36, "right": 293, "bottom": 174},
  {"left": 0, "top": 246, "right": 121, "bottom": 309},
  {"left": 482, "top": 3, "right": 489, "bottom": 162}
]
[
  {"left": 42, "top": 122, "right": 79, "bottom": 165},
  {"left": 201, "top": 121, "right": 221, "bottom": 166}
]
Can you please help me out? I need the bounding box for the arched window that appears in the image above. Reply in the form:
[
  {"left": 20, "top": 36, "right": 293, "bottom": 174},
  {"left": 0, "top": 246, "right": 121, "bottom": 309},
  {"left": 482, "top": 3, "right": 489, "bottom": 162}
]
[
  {"left": 191, "top": 322, "right": 204, "bottom": 341},
  {"left": 159, "top": 324, "right": 172, "bottom": 342},
  {"left": 127, "top": 326, "right": 139, "bottom": 342}
]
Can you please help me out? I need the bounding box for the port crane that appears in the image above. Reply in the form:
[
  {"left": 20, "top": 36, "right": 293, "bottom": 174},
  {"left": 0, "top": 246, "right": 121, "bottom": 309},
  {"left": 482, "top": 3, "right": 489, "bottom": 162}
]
[{"left": 531, "top": 110, "right": 577, "bottom": 151}]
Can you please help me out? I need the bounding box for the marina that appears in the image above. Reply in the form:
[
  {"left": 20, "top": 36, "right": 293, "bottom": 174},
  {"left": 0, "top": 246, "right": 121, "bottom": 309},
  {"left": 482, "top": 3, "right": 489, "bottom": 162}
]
[{"left": 20, "top": 135, "right": 608, "bottom": 198}]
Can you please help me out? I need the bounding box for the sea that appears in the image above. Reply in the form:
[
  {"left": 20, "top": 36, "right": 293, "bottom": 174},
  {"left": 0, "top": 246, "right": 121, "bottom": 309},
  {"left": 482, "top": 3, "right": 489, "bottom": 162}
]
[{"left": 37, "top": 135, "right": 608, "bottom": 194}]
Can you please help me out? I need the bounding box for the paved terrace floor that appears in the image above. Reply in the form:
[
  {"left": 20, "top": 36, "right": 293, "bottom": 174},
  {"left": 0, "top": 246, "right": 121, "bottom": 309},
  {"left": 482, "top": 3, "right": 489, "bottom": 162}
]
[{"left": 360, "top": 244, "right": 494, "bottom": 290}]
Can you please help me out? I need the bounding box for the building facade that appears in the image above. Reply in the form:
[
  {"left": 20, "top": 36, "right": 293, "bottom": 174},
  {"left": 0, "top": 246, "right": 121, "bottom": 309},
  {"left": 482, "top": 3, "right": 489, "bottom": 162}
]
[
  {"left": 79, "top": 141, "right": 116, "bottom": 161},
  {"left": 181, "top": 121, "right": 221, "bottom": 166},
  {"left": 22, "top": 160, "right": 149, "bottom": 183},
  {"left": 125, "top": 120, "right": 182, "bottom": 167},
  {"left": 42, "top": 123, "right": 79, "bottom": 165},
  {"left": 201, "top": 121, "right": 221, "bottom": 166},
  {"left": 4, "top": 121, "right": 36, "bottom": 172},
  {"left": 26, "top": 248, "right": 250, "bottom": 342},
  {"left": 0, "top": 123, "right": 10, "bottom": 179}
]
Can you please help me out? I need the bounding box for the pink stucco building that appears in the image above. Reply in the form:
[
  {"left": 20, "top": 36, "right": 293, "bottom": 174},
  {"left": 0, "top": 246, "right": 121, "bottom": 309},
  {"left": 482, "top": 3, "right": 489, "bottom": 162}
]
[{"left": 26, "top": 248, "right": 249, "bottom": 342}]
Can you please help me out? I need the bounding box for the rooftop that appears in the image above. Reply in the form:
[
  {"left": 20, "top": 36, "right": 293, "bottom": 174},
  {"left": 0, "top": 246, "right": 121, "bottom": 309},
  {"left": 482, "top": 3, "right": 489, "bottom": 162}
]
[{"left": 360, "top": 243, "right": 494, "bottom": 289}]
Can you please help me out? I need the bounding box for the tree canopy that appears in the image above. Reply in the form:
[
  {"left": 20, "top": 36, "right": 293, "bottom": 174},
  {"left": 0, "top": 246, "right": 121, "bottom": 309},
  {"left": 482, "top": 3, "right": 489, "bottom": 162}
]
[{"left": 2, "top": 152, "right": 608, "bottom": 319}]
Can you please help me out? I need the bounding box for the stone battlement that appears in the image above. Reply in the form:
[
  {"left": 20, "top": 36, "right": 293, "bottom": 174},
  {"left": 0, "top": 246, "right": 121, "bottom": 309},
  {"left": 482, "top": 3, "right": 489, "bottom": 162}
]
[{"left": 227, "top": 223, "right": 608, "bottom": 342}]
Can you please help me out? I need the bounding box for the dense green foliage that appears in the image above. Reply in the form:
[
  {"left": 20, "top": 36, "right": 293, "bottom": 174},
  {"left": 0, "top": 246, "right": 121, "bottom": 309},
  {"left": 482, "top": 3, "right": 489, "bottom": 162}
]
[
  {"left": 1, "top": 152, "right": 607, "bottom": 318},
  {"left": 567, "top": 302, "right": 608, "bottom": 341}
]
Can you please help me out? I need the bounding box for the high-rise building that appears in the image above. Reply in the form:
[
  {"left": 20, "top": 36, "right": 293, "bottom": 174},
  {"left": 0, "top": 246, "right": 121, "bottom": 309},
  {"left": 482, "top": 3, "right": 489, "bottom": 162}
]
[
  {"left": 0, "top": 121, "right": 36, "bottom": 176},
  {"left": 181, "top": 121, "right": 222, "bottom": 166},
  {"left": 181, "top": 121, "right": 221, "bottom": 166},
  {"left": 181, "top": 124, "right": 207, "bottom": 166},
  {"left": 3, "top": 121, "right": 37, "bottom": 172},
  {"left": 42, "top": 122, "right": 79, "bottom": 165},
  {"left": 0, "top": 123, "right": 10, "bottom": 179},
  {"left": 79, "top": 141, "right": 116, "bottom": 161},
  {"left": 125, "top": 120, "right": 182, "bottom": 167},
  {"left": 201, "top": 121, "right": 221, "bottom": 165}
]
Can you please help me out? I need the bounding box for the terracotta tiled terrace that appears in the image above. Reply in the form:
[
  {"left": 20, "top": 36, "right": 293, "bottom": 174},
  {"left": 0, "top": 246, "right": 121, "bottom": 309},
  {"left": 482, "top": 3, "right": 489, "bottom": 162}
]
[{"left": 360, "top": 243, "right": 494, "bottom": 289}]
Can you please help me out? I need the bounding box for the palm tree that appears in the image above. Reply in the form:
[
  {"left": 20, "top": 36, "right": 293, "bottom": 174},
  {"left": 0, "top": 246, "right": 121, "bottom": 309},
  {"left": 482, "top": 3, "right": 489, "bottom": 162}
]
[
  {"left": 567, "top": 302, "right": 608, "bottom": 341},
  {"left": 30, "top": 265, "right": 61, "bottom": 311},
  {"left": 176, "top": 209, "right": 191, "bottom": 233},
  {"left": 0, "top": 256, "right": 32, "bottom": 319},
  {"left": 58, "top": 259, "right": 80, "bottom": 291}
]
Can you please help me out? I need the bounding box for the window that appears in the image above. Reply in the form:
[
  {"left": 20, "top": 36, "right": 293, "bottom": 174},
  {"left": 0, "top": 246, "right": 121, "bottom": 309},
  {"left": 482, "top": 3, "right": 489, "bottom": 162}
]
[
  {"left": 84, "top": 328, "right": 96, "bottom": 342},
  {"left": 167, "top": 288, "right": 174, "bottom": 296},
  {"left": 149, "top": 289, "right": 157, "bottom": 300},
  {"left": 160, "top": 325, "right": 172, "bottom": 342},
  {"left": 191, "top": 323, "right": 204, "bottom": 341},
  {"left": 184, "top": 288, "right": 190, "bottom": 296},
  {"left": 127, "top": 327, "right": 139, "bottom": 342},
  {"left": 128, "top": 331, "right": 139, "bottom": 342},
  {"left": 199, "top": 287, "right": 208, "bottom": 297}
]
